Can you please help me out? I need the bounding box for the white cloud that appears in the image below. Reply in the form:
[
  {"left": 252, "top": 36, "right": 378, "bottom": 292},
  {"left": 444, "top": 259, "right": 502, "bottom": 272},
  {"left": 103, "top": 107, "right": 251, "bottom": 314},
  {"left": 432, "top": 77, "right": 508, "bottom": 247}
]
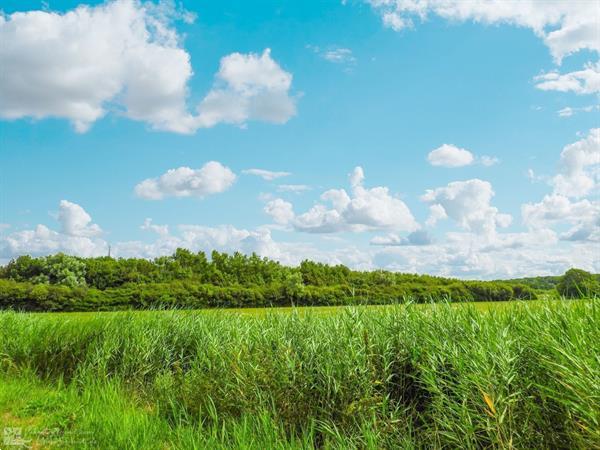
[
  {"left": 0, "top": 2, "right": 296, "bottom": 133},
  {"left": 322, "top": 48, "right": 356, "bottom": 64},
  {"left": 370, "top": 230, "right": 433, "bottom": 246},
  {"left": 277, "top": 184, "right": 311, "bottom": 193},
  {"left": 57, "top": 200, "right": 103, "bottom": 237},
  {"left": 427, "top": 144, "right": 474, "bottom": 167},
  {"left": 551, "top": 128, "right": 599, "bottom": 198},
  {"left": 366, "top": 1, "right": 599, "bottom": 63},
  {"left": 242, "top": 168, "right": 291, "bottom": 181},
  {"left": 196, "top": 49, "right": 297, "bottom": 128},
  {"left": 480, "top": 155, "right": 499, "bottom": 167},
  {"left": 134, "top": 161, "right": 236, "bottom": 200},
  {"left": 0, "top": 0, "right": 196, "bottom": 133},
  {"left": 557, "top": 105, "right": 599, "bottom": 117},
  {"left": 479, "top": 228, "right": 558, "bottom": 252},
  {"left": 519, "top": 129, "right": 600, "bottom": 245},
  {"left": 425, "top": 204, "right": 447, "bottom": 227},
  {"left": 308, "top": 45, "right": 356, "bottom": 67},
  {"left": 560, "top": 219, "right": 600, "bottom": 243},
  {"left": 264, "top": 199, "right": 295, "bottom": 225},
  {"left": 421, "top": 179, "right": 512, "bottom": 235},
  {"left": 371, "top": 223, "right": 600, "bottom": 279},
  {"left": 140, "top": 218, "right": 169, "bottom": 237},
  {"left": 1, "top": 201, "right": 107, "bottom": 258},
  {"left": 427, "top": 144, "right": 499, "bottom": 168},
  {"left": 527, "top": 168, "right": 546, "bottom": 183},
  {"left": 558, "top": 107, "right": 574, "bottom": 117},
  {"left": 534, "top": 62, "right": 600, "bottom": 95},
  {"left": 522, "top": 194, "right": 598, "bottom": 229},
  {"left": 289, "top": 167, "right": 419, "bottom": 233}
]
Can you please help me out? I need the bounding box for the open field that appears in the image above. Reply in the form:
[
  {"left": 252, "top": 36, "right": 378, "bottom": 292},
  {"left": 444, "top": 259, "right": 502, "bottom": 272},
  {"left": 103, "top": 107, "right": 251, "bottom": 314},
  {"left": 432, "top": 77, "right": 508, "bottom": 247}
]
[
  {"left": 30, "top": 296, "right": 564, "bottom": 319},
  {"left": 1, "top": 300, "right": 599, "bottom": 449}
]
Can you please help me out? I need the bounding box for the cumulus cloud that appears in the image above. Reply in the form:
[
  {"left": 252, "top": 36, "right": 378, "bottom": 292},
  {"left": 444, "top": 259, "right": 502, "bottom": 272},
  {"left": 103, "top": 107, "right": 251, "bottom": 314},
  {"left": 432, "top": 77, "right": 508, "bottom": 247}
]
[
  {"left": 1, "top": 201, "right": 106, "bottom": 258},
  {"left": 0, "top": 1, "right": 296, "bottom": 133},
  {"left": 264, "top": 199, "right": 295, "bottom": 225},
  {"left": 0, "top": 0, "right": 195, "bottom": 133},
  {"left": 365, "top": 1, "right": 599, "bottom": 63},
  {"left": 534, "top": 62, "right": 600, "bottom": 95},
  {"left": 550, "top": 128, "right": 599, "bottom": 198},
  {"left": 425, "top": 204, "right": 448, "bottom": 227},
  {"left": 196, "top": 49, "right": 297, "bottom": 128},
  {"left": 421, "top": 179, "right": 512, "bottom": 235},
  {"left": 270, "top": 166, "right": 419, "bottom": 233},
  {"left": 134, "top": 161, "right": 236, "bottom": 200},
  {"left": 57, "top": 200, "right": 103, "bottom": 237},
  {"left": 242, "top": 168, "right": 291, "bottom": 181},
  {"left": 370, "top": 230, "right": 433, "bottom": 246},
  {"left": 427, "top": 144, "right": 474, "bottom": 167},
  {"left": 427, "top": 144, "right": 499, "bottom": 168},
  {"left": 522, "top": 194, "right": 598, "bottom": 229},
  {"left": 519, "top": 129, "right": 599, "bottom": 244}
]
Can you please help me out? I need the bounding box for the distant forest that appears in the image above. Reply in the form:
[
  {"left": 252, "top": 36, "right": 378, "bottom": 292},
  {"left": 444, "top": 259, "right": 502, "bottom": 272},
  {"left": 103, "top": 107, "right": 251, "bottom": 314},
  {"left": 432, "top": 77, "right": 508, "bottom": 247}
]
[{"left": 0, "top": 250, "right": 597, "bottom": 311}]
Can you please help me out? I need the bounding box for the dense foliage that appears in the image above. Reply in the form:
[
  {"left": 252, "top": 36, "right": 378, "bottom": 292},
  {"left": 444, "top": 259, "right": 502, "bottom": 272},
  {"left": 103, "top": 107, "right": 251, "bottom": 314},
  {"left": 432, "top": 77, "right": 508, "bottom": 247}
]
[
  {"left": 502, "top": 272, "right": 600, "bottom": 291},
  {"left": 557, "top": 268, "right": 600, "bottom": 298},
  {"left": 0, "top": 250, "right": 545, "bottom": 310},
  {"left": 1, "top": 302, "right": 598, "bottom": 448}
]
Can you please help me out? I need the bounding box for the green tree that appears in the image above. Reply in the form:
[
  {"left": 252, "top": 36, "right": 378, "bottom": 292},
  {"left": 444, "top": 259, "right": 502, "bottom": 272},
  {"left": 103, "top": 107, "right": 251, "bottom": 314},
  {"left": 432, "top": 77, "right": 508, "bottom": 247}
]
[
  {"left": 557, "top": 268, "right": 600, "bottom": 298},
  {"left": 43, "top": 254, "right": 87, "bottom": 287}
]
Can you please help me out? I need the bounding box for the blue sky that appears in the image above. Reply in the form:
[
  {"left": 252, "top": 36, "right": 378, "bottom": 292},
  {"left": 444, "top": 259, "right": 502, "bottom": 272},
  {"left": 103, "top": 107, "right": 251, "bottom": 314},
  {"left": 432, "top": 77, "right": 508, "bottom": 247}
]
[{"left": 1, "top": 0, "right": 598, "bottom": 278}]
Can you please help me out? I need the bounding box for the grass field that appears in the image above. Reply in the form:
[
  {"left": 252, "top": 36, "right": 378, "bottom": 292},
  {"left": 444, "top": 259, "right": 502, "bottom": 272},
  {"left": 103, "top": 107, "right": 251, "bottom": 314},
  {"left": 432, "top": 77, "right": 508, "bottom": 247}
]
[
  {"left": 1, "top": 300, "right": 598, "bottom": 449},
  {"left": 32, "top": 297, "right": 560, "bottom": 319}
]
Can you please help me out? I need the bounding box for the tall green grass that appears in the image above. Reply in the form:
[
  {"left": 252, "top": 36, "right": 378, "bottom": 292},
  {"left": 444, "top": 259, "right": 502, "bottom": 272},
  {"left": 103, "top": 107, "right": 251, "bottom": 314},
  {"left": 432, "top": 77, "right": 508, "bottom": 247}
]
[{"left": 1, "top": 301, "right": 598, "bottom": 448}]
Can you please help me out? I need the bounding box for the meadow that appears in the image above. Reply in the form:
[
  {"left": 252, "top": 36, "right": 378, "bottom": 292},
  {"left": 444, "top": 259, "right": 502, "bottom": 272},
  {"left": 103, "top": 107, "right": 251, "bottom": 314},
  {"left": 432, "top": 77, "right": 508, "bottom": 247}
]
[{"left": 1, "top": 299, "right": 598, "bottom": 449}]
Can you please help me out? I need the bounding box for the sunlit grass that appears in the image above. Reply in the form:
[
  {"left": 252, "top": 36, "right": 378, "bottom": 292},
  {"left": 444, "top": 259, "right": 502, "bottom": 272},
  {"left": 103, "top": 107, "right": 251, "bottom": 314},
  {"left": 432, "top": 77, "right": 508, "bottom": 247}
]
[
  {"left": 1, "top": 299, "right": 598, "bottom": 448},
  {"left": 33, "top": 296, "right": 569, "bottom": 319}
]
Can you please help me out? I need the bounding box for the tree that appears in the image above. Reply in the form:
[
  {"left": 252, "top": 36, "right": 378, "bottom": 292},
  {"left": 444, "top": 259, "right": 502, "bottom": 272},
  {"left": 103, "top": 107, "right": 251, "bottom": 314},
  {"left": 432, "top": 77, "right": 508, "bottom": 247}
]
[
  {"left": 557, "top": 268, "right": 600, "bottom": 298},
  {"left": 43, "top": 254, "right": 87, "bottom": 287}
]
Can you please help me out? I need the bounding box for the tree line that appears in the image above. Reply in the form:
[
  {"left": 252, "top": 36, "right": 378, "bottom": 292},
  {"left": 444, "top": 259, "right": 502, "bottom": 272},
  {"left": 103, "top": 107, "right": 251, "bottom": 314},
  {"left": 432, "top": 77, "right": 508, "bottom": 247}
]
[{"left": 0, "top": 250, "right": 596, "bottom": 311}]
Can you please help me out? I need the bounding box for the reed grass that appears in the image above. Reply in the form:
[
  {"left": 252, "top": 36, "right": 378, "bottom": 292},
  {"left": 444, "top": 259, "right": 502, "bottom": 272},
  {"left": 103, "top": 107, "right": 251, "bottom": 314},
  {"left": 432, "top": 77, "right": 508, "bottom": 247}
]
[{"left": 0, "top": 300, "right": 598, "bottom": 448}]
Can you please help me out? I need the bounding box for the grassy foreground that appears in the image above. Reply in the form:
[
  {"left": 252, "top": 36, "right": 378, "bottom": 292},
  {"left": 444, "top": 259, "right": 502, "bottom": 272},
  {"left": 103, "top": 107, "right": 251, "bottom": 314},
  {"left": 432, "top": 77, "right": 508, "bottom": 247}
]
[{"left": 0, "top": 301, "right": 598, "bottom": 449}]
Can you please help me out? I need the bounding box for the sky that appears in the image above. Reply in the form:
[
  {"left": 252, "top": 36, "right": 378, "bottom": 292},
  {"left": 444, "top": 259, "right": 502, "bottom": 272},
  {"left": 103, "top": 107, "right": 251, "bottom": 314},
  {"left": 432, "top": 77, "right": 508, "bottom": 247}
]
[{"left": 0, "top": 0, "right": 598, "bottom": 279}]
